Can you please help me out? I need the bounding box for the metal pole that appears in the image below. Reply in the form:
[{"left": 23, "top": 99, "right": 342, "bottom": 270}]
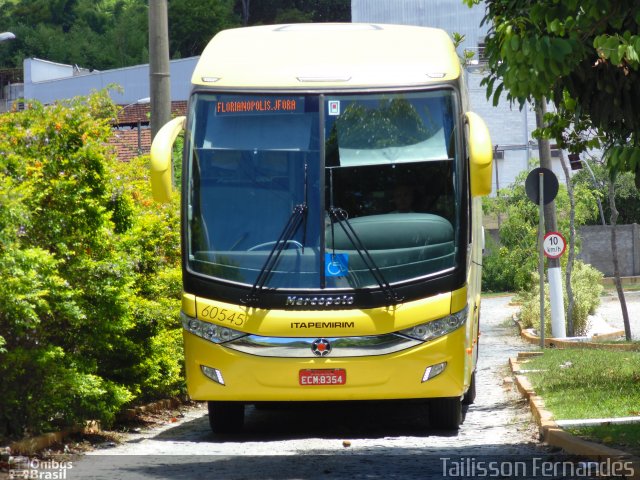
[
  {"left": 149, "top": 0, "right": 172, "bottom": 140},
  {"left": 539, "top": 172, "right": 545, "bottom": 349},
  {"left": 495, "top": 146, "right": 501, "bottom": 230}
]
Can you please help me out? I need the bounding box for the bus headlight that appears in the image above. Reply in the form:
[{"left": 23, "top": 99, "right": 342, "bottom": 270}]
[
  {"left": 399, "top": 306, "right": 468, "bottom": 342},
  {"left": 181, "top": 312, "right": 247, "bottom": 344}
]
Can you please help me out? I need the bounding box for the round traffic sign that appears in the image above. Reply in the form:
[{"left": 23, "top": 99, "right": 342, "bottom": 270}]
[
  {"left": 543, "top": 231, "right": 566, "bottom": 259},
  {"left": 525, "top": 167, "right": 559, "bottom": 205}
]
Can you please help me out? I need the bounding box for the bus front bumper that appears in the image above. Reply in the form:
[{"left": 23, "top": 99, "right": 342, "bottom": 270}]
[{"left": 183, "top": 326, "right": 470, "bottom": 402}]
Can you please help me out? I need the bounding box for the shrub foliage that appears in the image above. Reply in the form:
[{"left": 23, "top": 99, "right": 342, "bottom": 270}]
[
  {"left": 483, "top": 169, "right": 599, "bottom": 292},
  {"left": 517, "top": 260, "right": 603, "bottom": 337},
  {"left": 0, "top": 91, "right": 183, "bottom": 440}
]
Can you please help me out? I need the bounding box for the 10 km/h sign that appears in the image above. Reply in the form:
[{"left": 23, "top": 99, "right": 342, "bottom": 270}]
[{"left": 543, "top": 232, "right": 567, "bottom": 259}]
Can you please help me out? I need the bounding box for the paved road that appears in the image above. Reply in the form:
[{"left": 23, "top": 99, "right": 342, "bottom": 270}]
[
  {"left": 595, "top": 290, "right": 640, "bottom": 339},
  {"left": 60, "top": 296, "right": 567, "bottom": 479}
]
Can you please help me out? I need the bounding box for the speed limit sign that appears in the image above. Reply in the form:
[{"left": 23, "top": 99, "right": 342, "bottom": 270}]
[{"left": 543, "top": 232, "right": 566, "bottom": 259}]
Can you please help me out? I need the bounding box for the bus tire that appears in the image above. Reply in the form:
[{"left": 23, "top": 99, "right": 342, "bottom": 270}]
[
  {"left": 208, "top": 401, "right": 244, "bottom": 434},
  {"left": 462, "top": 371, "right": 477, "bottom": 405},
  {"left": 428, "top": 397, "right": 462, "bottom": 430}
]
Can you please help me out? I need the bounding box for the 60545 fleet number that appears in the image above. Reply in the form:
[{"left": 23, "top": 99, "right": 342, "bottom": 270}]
[{"left": 199, "top": 305, "right": 246, "bottom": 327}]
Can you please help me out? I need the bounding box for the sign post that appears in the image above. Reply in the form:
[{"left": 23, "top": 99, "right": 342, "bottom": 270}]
[
  {"left": 538, "top": 173, "right": 545, "bottom": 348},
  {"left": 544, "top": 231, "right": 567, "bottom": 340},
  {"left": 526, "top": 168, "right": 566, "bottom": 346}
]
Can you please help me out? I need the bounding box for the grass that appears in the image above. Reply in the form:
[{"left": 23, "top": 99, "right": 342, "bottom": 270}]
[
  {"left": 524, "top": 349, "right": 640, "bottom": 420},
  {"left": 566, "top": 424, "right": 640, "bottom": 457},
  {"left": 524, "top": 349, "right": 640, "bottom": 456}
]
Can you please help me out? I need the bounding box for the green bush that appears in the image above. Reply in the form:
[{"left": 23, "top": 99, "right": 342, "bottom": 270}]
[
  {"left": 572, "top": 162, "right": 640, "bottom": 225},
  {"left": 482, "top": 234, "right": 537, "bottom": 292},
  {"left": 482, "top": 167, "right": 599, "bottom": 292},
  {"left": 0, "top": 346, "right": 132, "bottom": 436},
  {"left": 0, "top": 91, "right": 183, "bottom": 440},
  {"left": 517, "top": 261, "right": 603, "bottom": 336}
]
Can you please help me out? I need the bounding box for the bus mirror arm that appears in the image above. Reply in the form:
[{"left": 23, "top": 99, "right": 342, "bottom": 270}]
[
  {"left": 465, "top": 112, "right": 493, "bottom": 197},
  {"left": 150, "top": 116, "right": 186, "bottom": 203}
]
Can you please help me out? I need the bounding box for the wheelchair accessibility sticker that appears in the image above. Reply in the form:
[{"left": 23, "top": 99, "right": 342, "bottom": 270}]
[
  {"left": 328, "top": 100, "right": 340, "bottom": 116},
  {"left": 325, "top": 253, "right": 348, "bottom": 277}
]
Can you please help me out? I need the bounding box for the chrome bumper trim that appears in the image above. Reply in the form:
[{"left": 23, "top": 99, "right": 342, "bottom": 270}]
[{"left": 223, "top": 333, "right": 421, "bottom": 358}]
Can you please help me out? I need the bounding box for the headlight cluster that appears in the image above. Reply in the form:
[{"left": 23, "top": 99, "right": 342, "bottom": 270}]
[
  {"left": 181, "top": 312, "right": 246, "bottom": 344},
  {"left": 399, "top": 306, "right": 468, "bottom": 342}
]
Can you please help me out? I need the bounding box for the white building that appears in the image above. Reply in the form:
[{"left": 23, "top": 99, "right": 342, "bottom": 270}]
[{"left": 23, "top": 56, "right": 198, "bottom": 106}]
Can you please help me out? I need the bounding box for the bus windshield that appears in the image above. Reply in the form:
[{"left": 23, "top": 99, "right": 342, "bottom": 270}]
[{"left": 186, "top": 90, "right": 460, "bottom": 291}]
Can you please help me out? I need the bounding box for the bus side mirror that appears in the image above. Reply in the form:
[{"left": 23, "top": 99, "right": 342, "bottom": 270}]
[
  {"left": 465, "top": 112, "right": 493, "bottom": 197},
  {"left": 150, "top": 116, "right": 186, "bottom": 203}
]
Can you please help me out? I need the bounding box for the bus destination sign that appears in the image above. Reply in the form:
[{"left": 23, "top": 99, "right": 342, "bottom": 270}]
[{"left": 216, "top": 97, "right": 303, "bottom": 115}]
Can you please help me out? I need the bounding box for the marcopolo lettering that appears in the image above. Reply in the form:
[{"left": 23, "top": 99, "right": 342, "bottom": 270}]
[{"left": 285, "top": 295, "right": 355, "bottom": 307}]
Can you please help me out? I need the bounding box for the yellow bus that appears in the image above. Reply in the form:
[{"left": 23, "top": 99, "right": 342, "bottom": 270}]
[{"left": 150, "top": 23, "right": 493, "bottom": 432}]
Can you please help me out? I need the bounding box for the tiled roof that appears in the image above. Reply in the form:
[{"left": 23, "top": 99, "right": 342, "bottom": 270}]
[
  {"left": 108, "top": 127, "right": 151, "bottom": 162},
  {"left": 116, "top": 104, "right": 149, "bottom": 126},
  {"left": 115, "top": 100, "right": 187, "bottom": 126},
  {"left": 110, "top": 101, "right": 187, "bottom": 161}
]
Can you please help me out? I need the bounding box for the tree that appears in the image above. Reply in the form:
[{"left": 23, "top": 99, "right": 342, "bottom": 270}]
[
  {"left": 464, "top": 0, "right": 640, "bottom": 180},
  {"left": 573, "top": 162, "right": 640, "bottom": 225},
  {"left": 168, "top": 0, "right": 238, "bottom": 58},
  {"left": 0, "top": 0, "right": 150, "bottom": 69},
  {"left": 235, "top": 0, "right": 350, "bottom": 26},
  {"left": 465, "top": 0, "right": 637, "bottom": 339}
]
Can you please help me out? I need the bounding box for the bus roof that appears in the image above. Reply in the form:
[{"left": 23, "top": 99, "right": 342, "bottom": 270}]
[{"left": 192, "top": 23, "right": 461, "bottom": 89}]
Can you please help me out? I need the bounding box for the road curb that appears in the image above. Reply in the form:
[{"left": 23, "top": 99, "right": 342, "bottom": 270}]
[
  {"left": 116, "top": 396, "right": 183, "bottom": 421},
  {"left": 514, "top": 316, "right": 633, "bottom": 350},
  {"left": 8, "top": 421, "right": 101, "bottom": 456},
  {"left": 510, "top": 354, "right": 640, "bottom": 479},
  {"left": 6, "top": 396, "right": 185, "bottom": 455}
]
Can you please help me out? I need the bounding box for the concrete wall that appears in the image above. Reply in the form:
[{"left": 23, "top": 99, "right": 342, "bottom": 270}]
[{"left": 578, "top": 224, "right": 640, "bottom": 277}]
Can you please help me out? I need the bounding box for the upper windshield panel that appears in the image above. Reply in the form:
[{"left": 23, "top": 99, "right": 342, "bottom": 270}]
[
  {"left": 325, "top": 92, "right": 455, "bottom": 167},
  {"left": 186, "top": 90, "right": 460, "bottom": 290}
]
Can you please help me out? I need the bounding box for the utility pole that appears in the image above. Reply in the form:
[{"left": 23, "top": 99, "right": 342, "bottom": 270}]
[
  {"left": 149, "top": 0, "right": 172, "bottom": 140},
  {"left": 535, "top": 98, "right": 566, "bottom": 338},
  {"left": 240, "top": 0, "right": 250, "bottom": 26}
]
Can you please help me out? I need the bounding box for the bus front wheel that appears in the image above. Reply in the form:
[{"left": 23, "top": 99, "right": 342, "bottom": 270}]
[
  {"left": 428, "top": 397, "right": 462, "bottom": 430},
  {"left": 208, "top": 401, "right": 244, "bottom": 434},
  {"left": 462, "top": 371, "right": 477, "bottom": 405}
]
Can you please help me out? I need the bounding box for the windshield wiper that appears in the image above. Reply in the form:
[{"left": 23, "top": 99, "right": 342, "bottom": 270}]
[
  {"left": 327, "top": 207, "right": 403, "bottom": 305},
  {"left": 243, "top": 163, "right": 309, "bottom": 307},
  {"left": 243, "top": 204, "right": 307, "bottom": 306}
]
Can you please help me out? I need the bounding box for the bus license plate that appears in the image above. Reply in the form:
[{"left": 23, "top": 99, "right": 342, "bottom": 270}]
[{"left": 299, "top": 369, "right": 346, "bottom": 386}]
